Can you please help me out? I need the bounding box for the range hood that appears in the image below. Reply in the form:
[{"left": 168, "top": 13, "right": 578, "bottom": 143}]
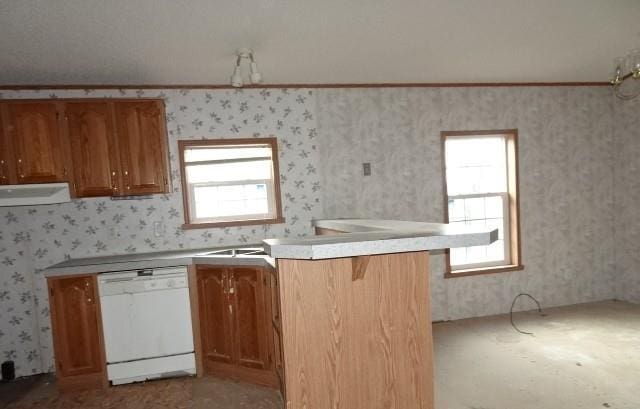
[{"left": 0, "top": 183, "right": 71, "bottom": 206}]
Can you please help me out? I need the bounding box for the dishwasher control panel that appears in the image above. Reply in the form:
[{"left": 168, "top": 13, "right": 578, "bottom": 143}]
[{"left": 98, "top": 267, "right": 188, "bottom": 296}]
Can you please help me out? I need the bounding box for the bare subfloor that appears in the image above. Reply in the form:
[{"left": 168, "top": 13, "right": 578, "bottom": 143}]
[
  {"left": 435, "top": 300, "right": 640, "bottom": 409},
  {"left": 2, "top": 300, "right": 638, "bottom": 409}
]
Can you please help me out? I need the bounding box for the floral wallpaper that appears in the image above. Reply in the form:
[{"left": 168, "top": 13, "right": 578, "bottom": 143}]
[
  {"left": 0, "top": 88, "right": 323, "bottom": 377},
  {"left": 316, "top": 86, "right": 618, "bottom": 322}
]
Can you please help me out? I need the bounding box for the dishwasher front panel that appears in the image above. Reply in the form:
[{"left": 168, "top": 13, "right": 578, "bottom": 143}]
[{"left": 100, "top": 287, "right": 194, "bottom": 364}]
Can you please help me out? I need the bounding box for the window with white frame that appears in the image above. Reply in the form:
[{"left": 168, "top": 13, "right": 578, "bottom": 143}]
[
  {"left": 442, "top": 130, "right": 521, "bottom": 274},
  {"left": 179, "top": 138, "right": 283, "bottom": 227}
]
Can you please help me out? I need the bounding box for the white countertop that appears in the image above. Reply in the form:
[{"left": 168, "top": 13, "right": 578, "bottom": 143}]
[
  {"left": 262, "top": 219, "right": 498, "bottom": 260},
  {"left": 44, "top": 245, "right": 274, "bottom": 277},
  {"left": 45, "top": 219, "right": 497, "bottom": 276}
]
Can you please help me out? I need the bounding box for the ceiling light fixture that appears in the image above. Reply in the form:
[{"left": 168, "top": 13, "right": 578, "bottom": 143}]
[
  {"left": 610, "top": 48, "right": 640, "bottom": 100},
  {"left": 230, "top": 48, "right": 262, "bottom": 88}
]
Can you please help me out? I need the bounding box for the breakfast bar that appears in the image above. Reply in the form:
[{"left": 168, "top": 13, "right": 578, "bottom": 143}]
[{"left": 264, "top": 219, "right": 497, "bottom": 409}]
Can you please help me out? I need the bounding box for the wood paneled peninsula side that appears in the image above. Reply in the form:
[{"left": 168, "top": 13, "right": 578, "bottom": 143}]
[{"left": 264, "top": 219, "right": 497, "bottom": 409}]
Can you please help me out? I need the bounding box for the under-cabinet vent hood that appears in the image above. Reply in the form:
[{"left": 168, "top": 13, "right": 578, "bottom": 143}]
[{"left": 0, "top": 183, "right": 71, "bottom": 206}]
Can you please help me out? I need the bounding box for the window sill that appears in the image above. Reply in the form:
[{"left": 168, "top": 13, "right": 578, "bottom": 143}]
[
  {"left": 444, "top": 264, "right": 524, "bottom": 278},
  {"left": 182, "top": 217, "right": 286, "bottom": 230}
]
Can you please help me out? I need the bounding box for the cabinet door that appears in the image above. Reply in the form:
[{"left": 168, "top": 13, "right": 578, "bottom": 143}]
[
  {"left": 6, "top": 102, "right": 66, "bottom": 183},
  {"left": 198, "top": 267, "right": 234, "bottom": 365},
  {"left": 230, "top": 267, "right": 270, "bottom": 370},
  {"left": 48, "top": 275, "right": 104, "bottom": 378},
  {"left": 0, "top": 111, "right": 10, "bottom": 185},
  {"left": 66, "top": 102, "right": 121, "bottom": 197},
  {"left": 114, "top": 101, "right": 169, "bottom": 195},
  {"left": 268, "top": 268, "right": 285, "bottom": 392}
]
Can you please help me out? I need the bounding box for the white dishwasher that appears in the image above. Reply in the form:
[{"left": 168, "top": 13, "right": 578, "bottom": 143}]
[{"left": 98, "top": 266, "right": 196, "bottom": 385}]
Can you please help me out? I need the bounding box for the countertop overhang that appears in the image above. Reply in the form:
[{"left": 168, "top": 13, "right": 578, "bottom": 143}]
[{"left": 263, "top": 219, "right": 498, "bottom": 260}]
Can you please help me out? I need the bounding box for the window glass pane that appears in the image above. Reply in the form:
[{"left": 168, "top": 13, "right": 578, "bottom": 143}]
[
  {"left": 445, "top": 136, "right": 507, "bottom": 195},
  {"left": 448, "top": 199, "right": 465, "bottom": 222},
  {"left": 450, "top": 246, "right": 467, "bottom": 266},
  {"left": 448, "top": 194, "right": 508, "bottom": 268},
  {"left": 486, "top": 240, "right": 505, "bottom": 262},
  {"left": 463, "top": 197, "right": 485, "bottom": 220},
  {"left": 186, "top": 160, "right": 272, "bottom": 183},
  {"left": 193, "top": 183, "right": 270, "bottom": 220},
  {"left": 485, "top": 196, "right": 503, "bottom": 218}
]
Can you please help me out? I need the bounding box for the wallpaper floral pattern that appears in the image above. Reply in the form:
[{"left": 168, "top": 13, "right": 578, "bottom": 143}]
[
  {"left": 0, "top": 88, "right": 323, "bottom": 377},
  {"left": 316, "top": 86, "right": 618, "bottom": 322}
]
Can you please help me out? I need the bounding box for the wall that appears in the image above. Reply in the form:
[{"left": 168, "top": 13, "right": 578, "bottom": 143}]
[
  {"left": 0, "top": 88, "right": 323, "bottom": 377},
  {"left": 316, "top": 86, "right": 617, "bottom": 321},
  {"left": 613, "top": 95, "right": 640, "bottom": 303}
]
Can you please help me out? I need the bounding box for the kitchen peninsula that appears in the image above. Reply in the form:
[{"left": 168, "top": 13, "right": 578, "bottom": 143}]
[{"left": 45, "top": 219, "right": 496, "bottom": 409}]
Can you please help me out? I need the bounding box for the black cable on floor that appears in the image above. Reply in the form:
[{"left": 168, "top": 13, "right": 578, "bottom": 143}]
[{"left": 510, "top": 293, "right": 544, "bottom": 336}]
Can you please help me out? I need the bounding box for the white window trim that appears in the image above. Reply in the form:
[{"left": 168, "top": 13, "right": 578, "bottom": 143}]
[{"left": 448, "top": 192, "right": 511, "bottom": 271}]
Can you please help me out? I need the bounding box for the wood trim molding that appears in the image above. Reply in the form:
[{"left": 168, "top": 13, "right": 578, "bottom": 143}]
[
  {"left": 181, "top": 217, "right": 285, "bottom": 230},
  {"left": 0, "top": 81, "right": 610, "bottom": 91},
  {"left": 441, "top": 129, "right": 522, "bottom": 277},
  {"left": 177, "top": 137, "right": 284, "bottom": 230}
]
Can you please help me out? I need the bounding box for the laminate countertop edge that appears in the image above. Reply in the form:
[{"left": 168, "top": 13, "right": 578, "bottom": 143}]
[{"left": 263, "top": 218, "right": 498, "bottom": 260}]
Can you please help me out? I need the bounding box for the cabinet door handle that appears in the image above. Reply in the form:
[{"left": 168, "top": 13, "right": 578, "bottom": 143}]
[
  {"left": 124, "top": 170, "right": 130, "bottom": 191},
  {"left": 17, "top": 158, "right": 24, "bottom": 179},
  {"left": 111, "top": 171, "right": 118, "bottom": 192},
  {"left": 228, "top": 304, "right": 233, "bottom": 315}
]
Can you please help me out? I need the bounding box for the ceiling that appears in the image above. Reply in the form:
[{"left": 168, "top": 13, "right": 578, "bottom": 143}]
[{"left": 1, "top": 0, "right": 639, "bottom": 86}]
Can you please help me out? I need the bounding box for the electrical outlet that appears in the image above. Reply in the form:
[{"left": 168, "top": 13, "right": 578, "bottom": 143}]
[
  {"left": 153, "top": 221, "right": 165, "bottom": 238},
  {"left": 363, "top": 162, "right": 371, "bottom": 176}
]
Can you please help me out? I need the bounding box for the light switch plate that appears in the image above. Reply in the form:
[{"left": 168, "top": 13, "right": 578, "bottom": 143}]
[{"left": 363, "top": 163, "right": 371, "bottom": 176}]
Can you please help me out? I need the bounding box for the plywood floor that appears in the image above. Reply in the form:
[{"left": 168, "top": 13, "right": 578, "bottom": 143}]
[
  {"left": 3, "top": 300, "right": 638, "bottom": 409},
  {"left": 435, "top": 300, "right": 640, "bottom": 409}
]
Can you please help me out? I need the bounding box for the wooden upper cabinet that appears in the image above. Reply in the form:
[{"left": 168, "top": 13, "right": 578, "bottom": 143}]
[
  {"left": 114, "top": 101, "right": 169, "bottom": 195},
  {"left": 65, "top": 102, "right": 121, "bottom": 197},
  {"left": 5, "top": 102, "right": 67, "bottom": 184},
  {"left": 230, "top": 267, "right": 270, "bottom": 370},
  {"left": 0, "top": 99, "right": 169, "bottom": 196},
  {"left": 48, "top": 275, "right": 105, "bottom": 382},
  {"left": 198, "top": 267, "right": 234, "bottom": 366}
]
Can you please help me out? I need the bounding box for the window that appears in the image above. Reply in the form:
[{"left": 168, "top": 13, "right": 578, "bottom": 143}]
[
  {"left": 442, "top": 130, "right": 522, "bottom": 276},
  {"left": 178, "top": 138, "right": 284, "bottom": 228}
]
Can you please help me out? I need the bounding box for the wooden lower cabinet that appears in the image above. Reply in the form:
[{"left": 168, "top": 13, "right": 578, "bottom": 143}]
[
  {"left": 47, "top": 274, "right": 107, "bottom": 392},
  {"left": 194, "top": 265, "right": 277, "bottom": 388}
]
